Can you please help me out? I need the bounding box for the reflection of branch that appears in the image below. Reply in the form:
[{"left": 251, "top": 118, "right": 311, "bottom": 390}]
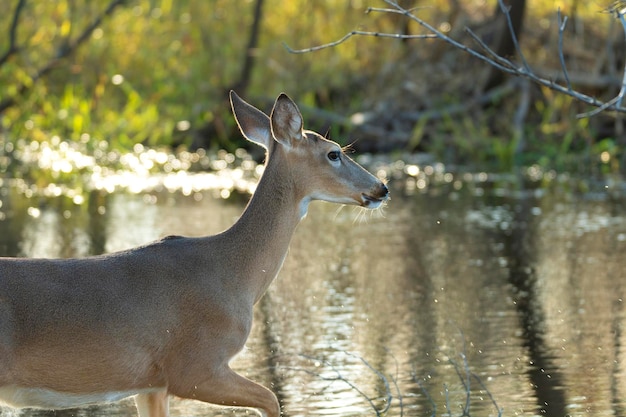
[
  {"left": 411, "top": 367, "right": 437, "bottom": 417},
  {"left": 280, "top": 344, "right": 502, "bottom": 417},
  {"left": 285, "top": 0, "right": 626, "bottom": 118},
  {"left": 439, "top": 333, "right": 503, "bottom": 417},
  {"left": 385, "top": 347, "right": 404, "bottom": 417},
  {"left": 286, "top": 351, "right": 393, "bottom": 417},
  {"left": 0, "top": 0, "right": 126, "bottom": 114},
  {"left": 0, "top": 0, "right": 27, "bottom": 67}
]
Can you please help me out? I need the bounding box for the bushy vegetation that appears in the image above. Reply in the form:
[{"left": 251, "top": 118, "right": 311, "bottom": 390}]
[
  {"left": 0, "top": 1, "right": 398, "bottom": 148},
  {"left": 0, "top": 0, "right": 624, "bottom": 177}
]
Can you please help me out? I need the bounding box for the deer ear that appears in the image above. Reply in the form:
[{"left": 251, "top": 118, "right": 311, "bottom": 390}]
[
  {"left": 270, "top": 93, "right": 303, "bottom": 146},
  {"left": 230, "top": 90, "right": 272, "bottom": 150}
]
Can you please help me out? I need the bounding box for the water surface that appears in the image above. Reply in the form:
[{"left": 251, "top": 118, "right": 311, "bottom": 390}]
[{"left": 0, "top": 173, "right": 625, "bottom": 417}]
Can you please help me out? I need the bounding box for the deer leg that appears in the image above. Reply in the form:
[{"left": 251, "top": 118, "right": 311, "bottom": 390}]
[
  {"left": 175, "top": 367, "right": 280, "bottom": 417},
  {"left": 134, "top": 390, "right": 169, "bottom": 417}
]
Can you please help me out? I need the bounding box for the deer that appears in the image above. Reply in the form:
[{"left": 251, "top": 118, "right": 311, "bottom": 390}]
[{"left": 0, "top": 91, "right": 389, "bottom": 417}]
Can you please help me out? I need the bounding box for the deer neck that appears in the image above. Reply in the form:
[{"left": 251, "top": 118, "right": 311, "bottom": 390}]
[{"left": 220, "top": 151, "right": 303, "bottom": 304}]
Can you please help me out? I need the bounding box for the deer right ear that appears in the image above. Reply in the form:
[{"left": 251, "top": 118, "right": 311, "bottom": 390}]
[
  {"left": 270, "top": 93, "right": 303, "bottom": 147},
  {"left": 230, "top": 91, "right": 272, "bottom": 150}
]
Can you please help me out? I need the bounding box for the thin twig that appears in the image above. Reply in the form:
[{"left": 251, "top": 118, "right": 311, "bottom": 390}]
[
  {"left": 615, "top": 11, "right": 626, "bottom": 109},
  {"left": 344, "top": 351, "right": 393, "bottom": 415},
  {"left": 557, "top": 9, "right": 572, "bottom": 92},
  {"left": 284, "top": 30, "right": 436, "bottom": 54},
  {"left": 464, "top": 28, "right": 518, "bottom": 72},
  {"left": 385, "top": 347, "right": 404, "bottom": 417},
  {"left": 411, "top": 366, "right": 437, "bottom": 417},
  {"left": 291, "top": 352, "right": 392, "bottom": 416},
  {"left": 285, "top": 0, "right": 626, "bottom": 116},
  {"left": 578, "top": 9, "right": 626, "bottom": 118},
  {"left": 497, "top": 0, "right": 530, "bottom": 71},
  {"left": 472, "top": 374, "right": 503, "bottom": 417},
  {"left": 447, "top": 354, "right": 472, "bottom": 416},
  {"left": 578, "top": 95, "right": 621, "bottom": 118}
]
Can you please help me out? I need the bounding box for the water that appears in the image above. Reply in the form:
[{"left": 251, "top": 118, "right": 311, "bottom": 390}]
[{"left": 1, "top": 169, "right": 625, "bottom": 417}]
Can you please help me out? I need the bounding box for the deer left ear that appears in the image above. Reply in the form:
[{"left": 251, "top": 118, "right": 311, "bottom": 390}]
[{"left": 270, "top": 93, "right": 303, "bottom": 146}]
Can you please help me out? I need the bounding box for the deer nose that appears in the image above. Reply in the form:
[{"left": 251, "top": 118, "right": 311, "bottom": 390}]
[{"left": 378, "top": 183, "right": 389, "bottom": 199}]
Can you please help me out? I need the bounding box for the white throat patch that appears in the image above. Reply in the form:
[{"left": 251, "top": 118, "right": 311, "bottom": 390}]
[{"left": 298, "top": 197, "right": 312, "bottom": 220}]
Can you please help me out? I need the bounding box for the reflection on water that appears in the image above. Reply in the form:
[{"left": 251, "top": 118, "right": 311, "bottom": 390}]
[{"left": 1, "top": 174, "right": 626, "bottom": 416}]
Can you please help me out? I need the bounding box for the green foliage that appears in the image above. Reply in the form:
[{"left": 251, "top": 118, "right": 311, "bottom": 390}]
[
  {"left": 0, "top": 0, "right": 623, "bottom": 180},
  {"left": 593, "top": 137, "right": 621, "bottom": 174},
  {"left": 0, "top": 0, "right": 404, "bottom": 153}
]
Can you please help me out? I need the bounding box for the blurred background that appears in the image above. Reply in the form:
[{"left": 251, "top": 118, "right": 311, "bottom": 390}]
[{"left": 1, "top": 0, "right": 625, "bottom": 178}]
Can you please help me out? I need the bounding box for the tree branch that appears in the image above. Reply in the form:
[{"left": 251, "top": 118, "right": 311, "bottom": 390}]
[
  {"left": 556, "top": 9, "right": 573, "bottom": 92},
  {"left": 284, "top": 30, "right": 436, "bottom": 54},
  {"left": 0, "top": 0, "right": 27, "bottom": 67},
  {"left": 38, "top": 0, "right": 126, "bottom": 78},
  {"left": 0, "top": 0, "right": 126, "bottom": 114},
  {"left": 284, "top": 0, "right": 626, "bottom": 117}
]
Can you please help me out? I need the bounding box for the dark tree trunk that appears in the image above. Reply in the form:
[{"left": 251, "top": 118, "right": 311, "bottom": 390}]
[
  {"left": 228, "top": 0, "right": 265, "bottom": 96},
  {"left": 191, "top": 0, "right": 265, "bottom": 151}
]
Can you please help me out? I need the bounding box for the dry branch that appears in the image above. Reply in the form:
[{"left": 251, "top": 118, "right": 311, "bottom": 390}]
[
  {"left": 283, "top": 30, "right": 436, "bottom": 54},
  {"left": 279, "top": 344, "right": 502, "bottom": 417},
  {"left": 285, "top": 0, "right": 626, "bottom": 119},
  {"left": 286, "top": 351, "right": 394, "bottom": 417}
]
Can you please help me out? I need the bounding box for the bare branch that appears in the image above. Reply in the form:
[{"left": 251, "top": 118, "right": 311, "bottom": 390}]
[
  {"left": 615, "top": 12, "right": 626, "bottom": 110},
  {"left": 497, "top": 0, "right": 530, "bottom": 72},
  {"left": 0, "top": 0, "right": 27, "bottom": 67},
  {"left": 578, "top": 9, "right": 626, "bottom": 118},
  {"left": 284, "top": 30, "right": 436, "bottom": 54},
  {"left": 464, "top": 28, "right": 519, "bottom": 73},
  {"left": 379, "top": 0, "right": 623, "bottom": 115},
  {"left": 285, "top": 0, "right": 626, "bottom": 117},
  {"left": 556, "top": 9, "right": 572, "bottom": 92}
]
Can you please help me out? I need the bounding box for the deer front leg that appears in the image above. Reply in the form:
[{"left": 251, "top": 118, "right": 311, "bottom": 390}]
[
  {"left": 135, "top": 390, "right": 169, "bottom": 417},
  {"left": 173, "top": 367, "right": 280, "bottom": 417}
]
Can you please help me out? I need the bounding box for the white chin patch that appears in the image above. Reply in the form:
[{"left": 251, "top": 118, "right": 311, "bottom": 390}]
[
  {"left": 363, "top": 199, "right": 382, "bottom": 209},
  {"left": 361, "top": 194, "right": 384, "bottom": 209}
]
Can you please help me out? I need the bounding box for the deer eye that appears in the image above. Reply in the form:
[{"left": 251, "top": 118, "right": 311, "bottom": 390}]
[{"left": 327, "top": 150, "right": 341, "bottom": 162}]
